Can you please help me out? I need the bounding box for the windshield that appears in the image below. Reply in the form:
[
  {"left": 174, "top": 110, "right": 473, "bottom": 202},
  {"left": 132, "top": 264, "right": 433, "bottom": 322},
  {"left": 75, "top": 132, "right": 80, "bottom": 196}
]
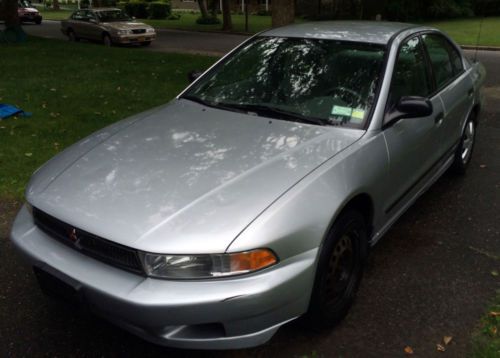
[
  {"left": 183, "top": 37, "right": 386, "bottom": 128},
  {"left": 19, "top": 0, "right": 32, "bottom": 8},
  {"left": 96, "top": 10, "right": 131, "bottom": 22}
]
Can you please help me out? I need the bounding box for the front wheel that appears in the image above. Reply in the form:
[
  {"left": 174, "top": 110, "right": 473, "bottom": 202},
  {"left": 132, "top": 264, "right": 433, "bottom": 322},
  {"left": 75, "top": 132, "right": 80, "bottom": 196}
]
[
  {"left": 67, "top": 30, "right": 79, "bottom": 42},
  {"left": 35, "top": 19, "right": 42, "bottom": 25},
  {"left": 307, "top": 210, "right": 368, "bottom": 328},
  {"left": 451, "top": 114, "right": 476, "bottom": 175},
  {"left": 103, "top": 34, "right": 113, "bottom": 47}
]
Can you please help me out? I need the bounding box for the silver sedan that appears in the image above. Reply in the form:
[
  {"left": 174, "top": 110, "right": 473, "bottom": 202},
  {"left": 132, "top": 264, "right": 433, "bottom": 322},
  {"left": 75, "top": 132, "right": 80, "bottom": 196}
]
[{"left": 11, "top": 21, "right": 485, "bottom": 349}]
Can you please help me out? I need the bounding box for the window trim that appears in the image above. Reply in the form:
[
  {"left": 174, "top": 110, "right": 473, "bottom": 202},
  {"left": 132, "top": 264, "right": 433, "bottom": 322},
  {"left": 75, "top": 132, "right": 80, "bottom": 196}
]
[
  {"left": 420, "top": 31, "right": 466, "bottom": 97},
  {"left": 383, "top": 33, "right": 434, "bottom": 127}
]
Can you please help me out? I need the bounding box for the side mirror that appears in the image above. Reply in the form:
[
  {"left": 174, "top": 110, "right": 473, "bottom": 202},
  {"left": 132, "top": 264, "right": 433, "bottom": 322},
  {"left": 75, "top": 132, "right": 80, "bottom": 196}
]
[
  {"left": 188, "top": 70, "right": 203, "bottom": 83},
  {"left": 385, "top": 96, "right": 433, "bottom": 127}
]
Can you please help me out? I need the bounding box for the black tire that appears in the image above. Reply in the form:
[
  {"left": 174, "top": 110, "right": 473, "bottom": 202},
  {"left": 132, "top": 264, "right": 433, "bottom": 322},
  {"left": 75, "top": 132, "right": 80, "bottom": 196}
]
[
  {"left": 67, "top": 29, "right": 79, "bottom": 42},
  {"left": 140, "top": 41, "right": 152, "bottom": 47},
  {"left": 35, "top": 19, "right": 42, "bottom": 25},
  {"left": 451, "top": 113, "right": 476, "bottom": 175},
  {"left": 103, "top": 33, "right": 113, "bottom": 47},
  {"left": 307, "top": 210, "right": 368, "bottom": 329}
]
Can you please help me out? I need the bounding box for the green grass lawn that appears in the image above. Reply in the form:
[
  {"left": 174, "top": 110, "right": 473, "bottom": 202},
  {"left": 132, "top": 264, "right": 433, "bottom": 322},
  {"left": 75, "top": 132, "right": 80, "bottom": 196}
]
[
  {"left": 470, "top": 292, "right": 500, "bottom": 357},
  {"left": 424, "top": 17, "right": 500, "bottom": 47},
  {"left": 0, "top": 37, "right": 216, "bottom": 199}
]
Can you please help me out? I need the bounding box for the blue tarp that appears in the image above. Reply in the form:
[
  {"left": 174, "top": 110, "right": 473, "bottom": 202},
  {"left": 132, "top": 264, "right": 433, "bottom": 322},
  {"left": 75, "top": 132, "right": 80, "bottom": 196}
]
[{"left": 0, "top": 104, "right": 31, "bottom": 119}]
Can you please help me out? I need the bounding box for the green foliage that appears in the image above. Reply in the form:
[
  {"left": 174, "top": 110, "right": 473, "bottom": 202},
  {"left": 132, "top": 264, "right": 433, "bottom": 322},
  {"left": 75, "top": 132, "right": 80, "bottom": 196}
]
[
  {"left": 386, "top": 0, "right": 474, "bottom": 21},
  {"left": 195, "top": 15, "right": 220, "bottom": 25},
  {"left": 96, "top": 0, "right": 117, "bottom": 7},
  {"left": 124, "top": 1, "right": 149, "bottom": 19},
  {"left": 148, "top": 1, "right": 171, "bottom": 19},
  {"left": 167, "top": 12, "right": 181, "bottom": 20},
  {"left": 469, "top": 292, "right": 500, "bottom": 357},
  {"left": 474, "top": 0, "right": 500, "bottom": 15}
]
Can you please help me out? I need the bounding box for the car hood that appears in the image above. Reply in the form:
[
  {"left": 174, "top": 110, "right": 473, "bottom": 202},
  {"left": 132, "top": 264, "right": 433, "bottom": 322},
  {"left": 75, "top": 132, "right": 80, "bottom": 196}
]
[
  {"left": 27, "top": 99, "right": 364, "bottom": 254},
  {"left": 19, "top": 7, "right": 39, "bottom": 13},
  {"left": 104, "top": 21, "right": 152, "bottom": 30}
]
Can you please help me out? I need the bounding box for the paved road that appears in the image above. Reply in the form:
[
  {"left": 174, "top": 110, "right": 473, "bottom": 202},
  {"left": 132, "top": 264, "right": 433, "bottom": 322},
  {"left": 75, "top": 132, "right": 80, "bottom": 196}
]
[
  {"left": 0, "top": 34, "right": 499, "bottom": 357},
  {"left": 22, "top": 20, "right": 248, "bottom": 56}
]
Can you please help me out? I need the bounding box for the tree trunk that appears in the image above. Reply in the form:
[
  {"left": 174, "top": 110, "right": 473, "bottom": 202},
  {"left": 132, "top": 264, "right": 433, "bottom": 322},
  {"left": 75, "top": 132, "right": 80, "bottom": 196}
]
[
  {"left": 1, "top": 0, "right": 20, "bottom": 28},
  {"left": 221, "top": 0, "right": 232, "bottom": 31},
  {"left": 197, "top": 0, "right": 209, "bottom": 18},
  {"left": 272, "top": 0, "right": 295, "bottom": 27},
  {"left": 53, "top": 0, "right": 60, "bottom": 11}
]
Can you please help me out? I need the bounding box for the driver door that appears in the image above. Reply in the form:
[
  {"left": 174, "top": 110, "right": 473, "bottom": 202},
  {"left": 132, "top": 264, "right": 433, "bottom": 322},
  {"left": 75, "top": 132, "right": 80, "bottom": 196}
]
[{"left": 381, "top": 35, "right": 444, "bottom": 216}]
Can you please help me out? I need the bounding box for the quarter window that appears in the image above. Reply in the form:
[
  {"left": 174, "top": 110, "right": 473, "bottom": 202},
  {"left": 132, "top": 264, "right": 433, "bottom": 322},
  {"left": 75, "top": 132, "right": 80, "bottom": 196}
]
[
  {"left": 422, "top": 34, "right": 463, "bottom": 90},
  {"left": 389, "top": 36, "right": 431, "bottom": 106}
]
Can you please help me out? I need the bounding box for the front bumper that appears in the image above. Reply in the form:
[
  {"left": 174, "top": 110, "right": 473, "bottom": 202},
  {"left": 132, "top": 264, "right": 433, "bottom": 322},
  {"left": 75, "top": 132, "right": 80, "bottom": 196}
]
[
  {"left": 10, "top": 205, "right": 317, "bottom": 349},
  {"left": 113, "top": 34, "right": 156, "bottom": 44},
  {"left": 20, "top": 14, "right": 42, "bottom": 22}
]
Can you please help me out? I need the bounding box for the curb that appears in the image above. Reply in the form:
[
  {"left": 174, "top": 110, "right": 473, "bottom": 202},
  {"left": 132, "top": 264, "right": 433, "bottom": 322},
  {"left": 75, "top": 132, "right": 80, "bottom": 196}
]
[{"left": 461, "top": 45, "right": 500, "bottom": 52}]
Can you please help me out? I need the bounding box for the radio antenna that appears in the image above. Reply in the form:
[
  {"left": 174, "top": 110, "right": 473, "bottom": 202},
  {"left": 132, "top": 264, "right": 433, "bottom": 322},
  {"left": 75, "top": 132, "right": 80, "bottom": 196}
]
[{"left": 473, "top": 11, "right": 484, "bottom": 63}]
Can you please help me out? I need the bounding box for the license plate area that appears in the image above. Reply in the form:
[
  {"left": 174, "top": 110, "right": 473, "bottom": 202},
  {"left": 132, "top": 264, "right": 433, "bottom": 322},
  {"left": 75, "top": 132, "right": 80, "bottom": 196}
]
[{"left": 34, "top": 267, "right": 82, "bottom": 305}]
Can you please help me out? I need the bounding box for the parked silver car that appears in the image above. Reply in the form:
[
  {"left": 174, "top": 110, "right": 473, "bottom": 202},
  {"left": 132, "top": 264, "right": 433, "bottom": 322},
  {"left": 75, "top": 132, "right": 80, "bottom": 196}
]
[
  {"left": 61, "top": 8, "right": 155, "bottom": 46},
  {"left": 11, "top": 21, "right": 484, "bottom": 349}
]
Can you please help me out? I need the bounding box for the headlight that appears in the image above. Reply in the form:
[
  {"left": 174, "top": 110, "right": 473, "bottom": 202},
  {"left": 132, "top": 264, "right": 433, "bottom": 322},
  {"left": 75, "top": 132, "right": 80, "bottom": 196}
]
[
  {"left": 116, "top": 30, "right": 130, "bottom": 35},
  {"left": 140, "top": 248, "right": 278, "bottom": 279},
  {"left": 146, "top": 28, "right": 155, "bottom": 33}
]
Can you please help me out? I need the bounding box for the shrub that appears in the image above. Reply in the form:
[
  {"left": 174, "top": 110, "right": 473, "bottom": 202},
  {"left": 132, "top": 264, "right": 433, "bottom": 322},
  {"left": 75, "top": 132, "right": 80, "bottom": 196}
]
[
  {"left": 148, "top": 1, "right": 170, "bottom": 19},
  {"left": 124, "top": 1, "right": 149, "bottom": 19},
  {"left": 256, "top": 9, "right": 271, "bottom": 16},
  {"left": 167, "top": 12, "right": 181, "bottom": 20},
  {"left": 195, "top": 15, "right": 220, "bottom": 25}
]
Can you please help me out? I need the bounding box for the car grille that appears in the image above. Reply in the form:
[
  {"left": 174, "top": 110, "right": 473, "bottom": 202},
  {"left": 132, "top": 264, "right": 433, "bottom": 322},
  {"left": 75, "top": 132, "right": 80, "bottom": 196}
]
[
  {"left": 132, "top": 29, "right": 146, "bottom": 34},
  {"left": 33, "top": 208, "right": 144, "bottom": 274}
]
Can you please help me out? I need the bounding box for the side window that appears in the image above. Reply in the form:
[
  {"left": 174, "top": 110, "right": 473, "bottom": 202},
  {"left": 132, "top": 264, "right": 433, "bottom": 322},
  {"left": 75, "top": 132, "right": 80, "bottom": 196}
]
[
  {"left": 389, "top": 36, "right": 431, "bottom": 107},
  {"left": 422, "top": 34, "right": 463, "bottom": 90},
  {"left": 72, "top": 11, "right": 83, "bottom": 20}
]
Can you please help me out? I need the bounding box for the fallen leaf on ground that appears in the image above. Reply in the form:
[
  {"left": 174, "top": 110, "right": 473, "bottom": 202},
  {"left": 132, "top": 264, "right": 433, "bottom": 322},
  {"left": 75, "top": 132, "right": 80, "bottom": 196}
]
[
  {"left": 436, "top": 344, "right": 446, "bottom": 352},
  {"left": 404, "top": 346, "right": 414, "bottom": 354},
  {"left": 492, "top": 270, "right": 499, "bottom": 277},
  {"left": 443, "top": 336, "right": 453, "bottom": 345},
  {"left": 24, "top": 153, "right": 32, "bottom": 157},
  {"left": 491, "top": 326, "right": 498, "bottom": 335},
  {"left": 480, "top": 164, "right": 487, "bottom": 168},
  {"left": 489, "top": 311, "right": 500, "bottom": 317}
]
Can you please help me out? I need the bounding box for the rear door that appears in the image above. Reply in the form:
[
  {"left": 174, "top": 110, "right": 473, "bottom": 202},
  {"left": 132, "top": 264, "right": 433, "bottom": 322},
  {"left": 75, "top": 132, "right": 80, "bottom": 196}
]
[
  {"left": 381, "top": 35, "right": 444, "bottom": 215},
  {"left": 421, "top": 33, "right": 474, "bottom": 152}
]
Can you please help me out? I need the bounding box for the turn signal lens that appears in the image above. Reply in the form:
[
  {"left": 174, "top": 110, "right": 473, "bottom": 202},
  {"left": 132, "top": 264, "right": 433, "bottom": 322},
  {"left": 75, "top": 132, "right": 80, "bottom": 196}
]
[{"left": 229, "top": 249, "right": 278, "bottom": 273}]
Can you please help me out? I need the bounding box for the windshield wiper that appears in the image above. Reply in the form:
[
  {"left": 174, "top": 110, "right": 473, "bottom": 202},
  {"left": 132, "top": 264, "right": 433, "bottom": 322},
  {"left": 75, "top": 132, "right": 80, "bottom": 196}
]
[
  {"left": 181, "top": 95, "right": 250, "bottom": 114},
  {"left": 181, "top": 96, "right": 327, "bottom": 126},
  {"left": 217, "top": 102, "right": 328, "bottom": 126}
]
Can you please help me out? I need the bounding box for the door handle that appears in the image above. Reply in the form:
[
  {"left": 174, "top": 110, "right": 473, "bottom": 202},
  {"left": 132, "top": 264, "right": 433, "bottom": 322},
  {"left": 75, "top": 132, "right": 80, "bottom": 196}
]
[{"left": 434, "top": 112, "right": 444, "bottom": 124}]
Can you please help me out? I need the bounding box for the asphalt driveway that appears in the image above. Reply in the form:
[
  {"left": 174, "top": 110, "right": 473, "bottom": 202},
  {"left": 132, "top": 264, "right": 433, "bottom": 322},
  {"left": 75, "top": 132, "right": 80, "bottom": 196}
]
[
  {"left": 21, "top": 20, "right": 248, "bottom": 56},
  {"left": 0, "top": 41, "right": 499, "bottom": 357}
]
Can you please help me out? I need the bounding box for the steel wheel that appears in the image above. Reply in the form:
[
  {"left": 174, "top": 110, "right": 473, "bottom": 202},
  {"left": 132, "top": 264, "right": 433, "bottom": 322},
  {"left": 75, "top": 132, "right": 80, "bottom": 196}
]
[
  {"left": 461, "top": 120, "right": 475, "bottom": 165},
  {"left": 307, "top": 210, "right": 368, "bottom": 329},
  {"left": 103, "top": 34, "right": 112, "bottom": 47},
  {"left": 451, "top": 114, "right": 476, "bottom": 175}
]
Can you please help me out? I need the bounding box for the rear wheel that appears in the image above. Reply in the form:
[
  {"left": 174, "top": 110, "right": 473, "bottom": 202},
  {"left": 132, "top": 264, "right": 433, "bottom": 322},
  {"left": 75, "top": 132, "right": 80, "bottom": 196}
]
[
  {"left": 67, "top": 29, "right": 79, "bottom": 42},
  {"left": 451, "top": 113, "right": 476, "bottom": 175},
  {"left": 307, "top": 210, "right": 368, "bottom": 328},
  {"left": 103, "top": 34, "right": 112, "bottom": 47}
]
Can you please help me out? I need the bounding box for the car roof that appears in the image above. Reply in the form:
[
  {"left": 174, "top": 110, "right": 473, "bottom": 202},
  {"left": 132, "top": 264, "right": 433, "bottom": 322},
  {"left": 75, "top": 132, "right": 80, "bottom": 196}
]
[{"left": 260, "top": 21, "right": 424, "bottom": 45}]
